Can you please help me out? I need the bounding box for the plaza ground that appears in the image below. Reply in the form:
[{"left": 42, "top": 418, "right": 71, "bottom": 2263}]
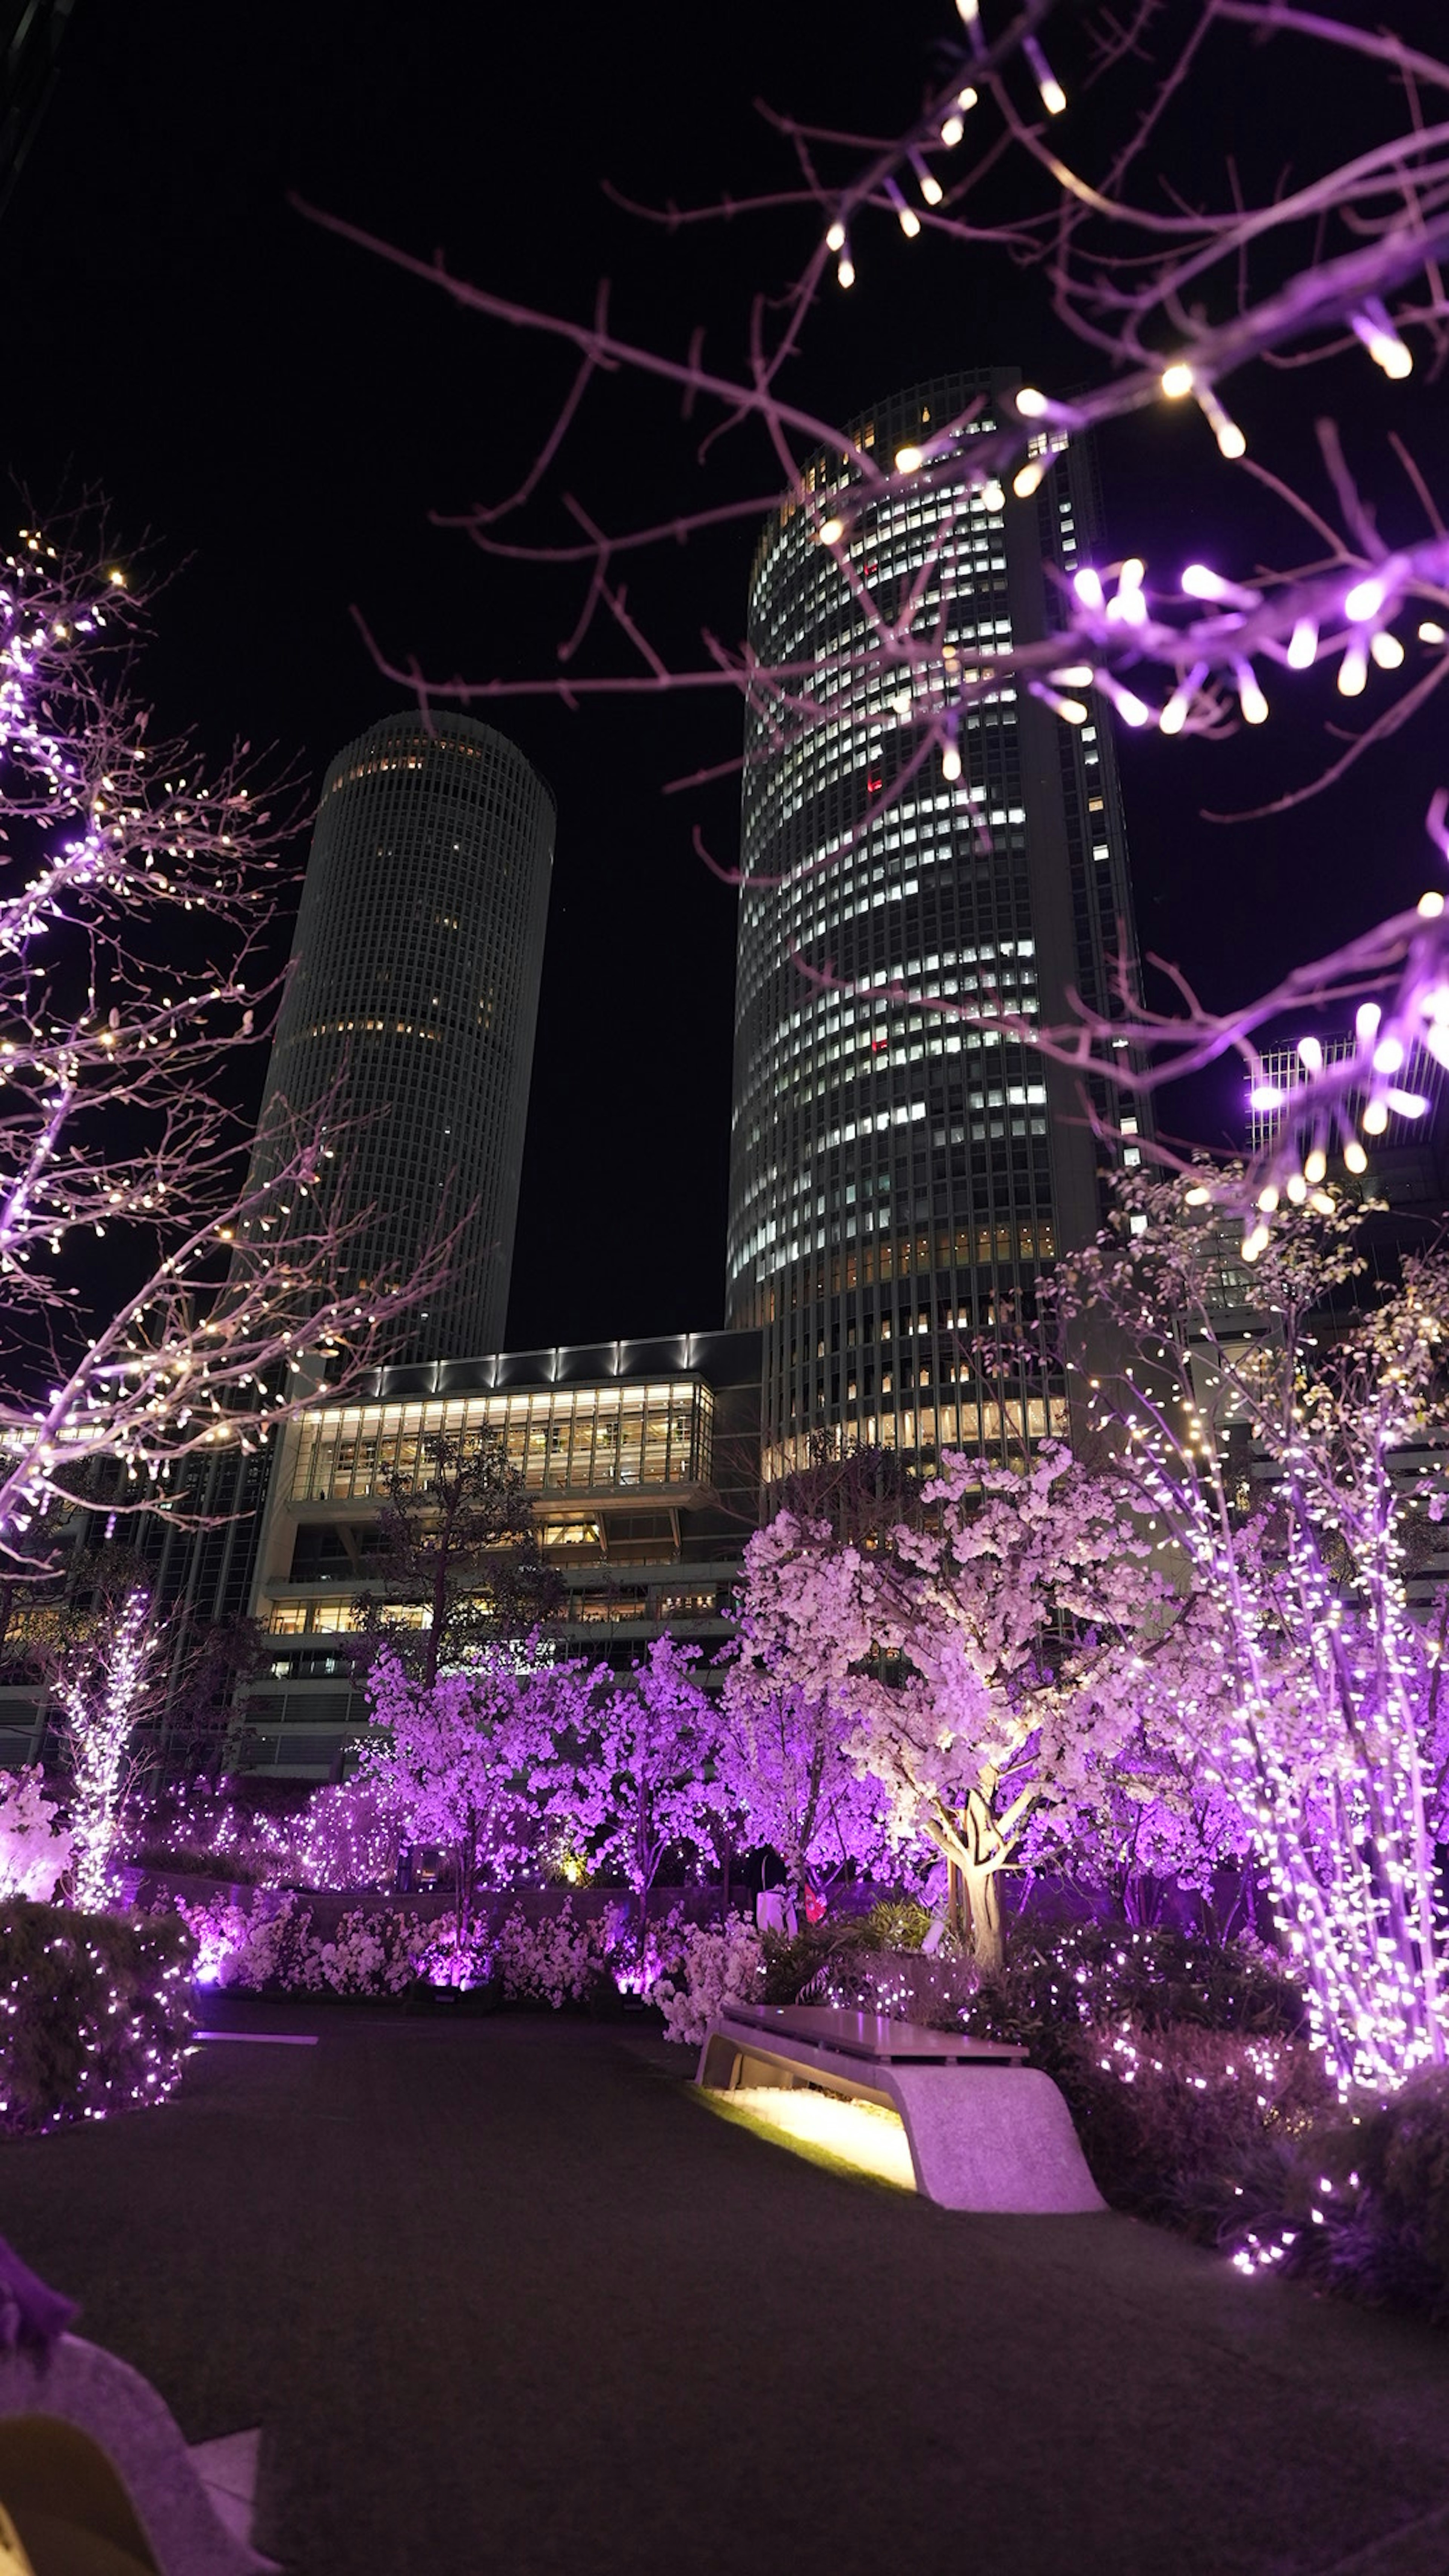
[{"left": 6, "top": 2001, "right": 1449, "bottom": 2576}]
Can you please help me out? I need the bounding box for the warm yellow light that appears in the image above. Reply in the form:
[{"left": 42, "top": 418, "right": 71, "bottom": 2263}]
[
  {"left": 1418, "top": 622, "right": 1446, "bottom": 644},
  {"left": 1363, "top": 1099, "right": 1390, "bottom": 1135},
  {"left": 1304, "top": 1149, "right": 1327, "bottom": 1185},
  {"left": 818, "top": 517, "right": 844, "bottom": 546},
  {"left": 1160, "top": 362, "right": 1194, "bottom": 400},
  {"left": 108, "top": 569, "right": 126, "bottom": 586},
  {"left": 826, "top": 220, "right": 846, "bottom": 252},
  {"left": 712, "top": 2086, "right": 915, "bottom": 2190},
  {"left": 1344, "top": 1140, "right": 1369, "bottom": 1174},
  {"left": 1418, "top": 890, "right": 1445, "bottom": 918},
  {"left": 1013, "top": 460, "right": 1044, "bottom": 498},
  {"left": 1015, "top": 387, "right": 1049, "bottom": 418},
  {"left": 895, "top": 444, "right": 924, "bottom": 474}
]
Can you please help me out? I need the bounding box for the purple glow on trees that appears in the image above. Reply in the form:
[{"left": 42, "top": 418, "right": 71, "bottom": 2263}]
[
  {"left": 740, "top": 1447, "right": 1176, "bottom": 1970},
  {"left": 295, "top": 5, "right": 1449, "bottom": 1204},
  {"left": 1048, "top": 1181, "right": 1449, "bottom": 2092},
  {"left": 0, "top": 532, "right": 450, "bottom": 1583},
  {"left": 541, "top": 1637, "right": 720, "bottom": 1962},
  {"left": 715, "top": 1669, "right": 892, "bottom": 1910},
  {"left": 361, "top": 1644, "right": 593, "bottom": 1950},
  {"left": 57, "top": 1586, "right": 152, "bottom": 1912}
]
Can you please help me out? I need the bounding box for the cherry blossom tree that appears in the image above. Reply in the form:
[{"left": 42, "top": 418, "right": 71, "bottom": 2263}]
[
  {"left": 361, "top": 1644, "right": 591, "bottom": 1948},
  {"left": 0, "top": 1768, "right": 71, "bottom": 1904},
  {"left": 741, "top": 1444, "right": 1176, "bottom": 1969},
  {"left": 543, "top": 1637, "right": 720, "bottom": 1961},
  {"left": 1045, "top": 1178, "right": 1449, "bottom": 2088},
  {"left": 714, "top": 1668, "right": 892, "bottom": 1911},
  {"left": 0, "top": 528, "right": 450, "bottom": 1584},
  {"left": 302, "top": 2, "right": 1449, "bottom": 1199}
]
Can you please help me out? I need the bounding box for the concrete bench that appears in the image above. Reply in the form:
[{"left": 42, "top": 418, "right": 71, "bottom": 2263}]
[{"left": 696, "top": 2002, "right": 1104, "bottom": 2214}]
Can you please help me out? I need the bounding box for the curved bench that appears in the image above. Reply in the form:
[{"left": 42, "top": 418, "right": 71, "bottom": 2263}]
[{"left": 697, "top": 2001, "right": 1104, "bottom": 2214}]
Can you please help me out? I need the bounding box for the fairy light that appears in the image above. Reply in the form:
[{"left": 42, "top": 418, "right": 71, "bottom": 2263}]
[
  {"left": 1337, "top": 640, "right": 1368, "bottom": 696},
  {"left": 825, "top": 221, "right": 846, "bottom": 252},
  {"left": 1235, "top": 663, "right": 1269, "bottom": 725},
  {"left": 1344, "top": 1140, "right": 1369, "bottom": 1174},
  {"left": 1287, "top": 618, "right": 1319, "bottom": 669},
  {"left": 1196, "top": 387, "right": 1247, "bottom": 458},
  {"left": 895, "top": 443, "right": 924, "bottom": 474},
  {"left": 1344, "top": 574, "right": 1387, "bottom": 624},
  {"left": 1371, "top": 630, "right": 1405, "bottom": 670},
  {"left": 981, "top": 479, "right": 1005, "bottom": 511},
  {"left": 1013, "top": 458, "right": 1046, "bottom": 497},
  {"left": 1351, "top": 301, "right": 1412, "bottom": 380},
  {"left": 1160, "top": 362, "right": 1195, "bottom": 400},
  {"left": 1180, "top": 563, "right": 1260, "bottom": 609},
  {"left": 1072, "top": 566, "right": 1106, "bottom": 611},
  {"left": 1022, "top": 34, "right": 1067, "bottom": 114},
  {"left": 818, "top": 517, "right": 844, "bottom": 546},
  {"left": 1015, "top": 387, "right": 1049, "bottom": 418},
  {"left": 1108, "top": 558, "right": 1148, "bottom": 626},
  {"left": 1419, "top": 622, "right": 1446, "bottom": 645},
  {"left": 837, "top": 254, "right": 855, "bottom": 289}
]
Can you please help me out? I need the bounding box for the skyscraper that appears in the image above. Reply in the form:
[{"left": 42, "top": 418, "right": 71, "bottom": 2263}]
[
  {"left": 252, "top": 712, "right": 554, "bottom": 1363},
  {"left": 725, "top": 371, "right": 1143, "bottom": 1479}
]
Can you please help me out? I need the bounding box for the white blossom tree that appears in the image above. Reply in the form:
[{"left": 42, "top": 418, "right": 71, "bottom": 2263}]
[
  {"left": 740, "top": 1444, "right": 1178, "bottom": 1968},
  {"left": 0, "top": 529, "right": 451, "bottom": 1584},
  {"left": 361, "top": 1644, "right": 592, "bottom": 1949}
]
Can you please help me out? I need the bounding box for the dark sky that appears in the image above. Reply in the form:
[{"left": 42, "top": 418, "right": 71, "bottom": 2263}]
[{"left": 3, "top": 1, "right": 1446, "bottom": 1349}]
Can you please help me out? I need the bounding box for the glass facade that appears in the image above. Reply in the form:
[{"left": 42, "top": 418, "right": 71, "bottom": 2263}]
[
  {"left": 725, "top": 371, "right": 1143, "bottom": 1478},
  {"left": 246, "top": 713, "right": 554, "bottom": 1362},
  {"left": 288, "top": 1380, "right": 713, "bottom": 1506}
]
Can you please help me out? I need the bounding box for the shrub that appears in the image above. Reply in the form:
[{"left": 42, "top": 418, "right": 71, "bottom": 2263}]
[
  {"left": 491, "top": 1902, "right": 620, "bottom": 2010},
  {"left": 649, "top": 1915, "right": 765, "bottom": 2045},
  {"left": 1237, "top": 2071, "right": 1449, "bottom": 2322},
  {"left": 966, "top": 1921, "right": 1304, "bottom": 2056},
  {"left": 0, "top": 1902, "right": 195, "bottom": 2135}
]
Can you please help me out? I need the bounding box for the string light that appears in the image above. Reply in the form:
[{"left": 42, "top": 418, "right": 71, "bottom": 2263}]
[
  {"left": 1350, "top": 300, "right": 1412, "bottom": 379},
  {"left": 1196, "top": 388, "right": 1247, "bottom": 458},
  {"left": 1287, "top": 618, "right": 1319, "bottom": 669},
  {"left": 1160, "top": 362, "right": 1195, "bottom": 400},
  {"left": 1022, "top": 34, "right": 1067, "bottom": 114}
]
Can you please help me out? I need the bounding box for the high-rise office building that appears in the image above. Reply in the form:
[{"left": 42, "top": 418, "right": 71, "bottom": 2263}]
[
  {"left": 251, "top": 712, "right": 554, "bottom": 1364},
  {"left": 725, "top": 371, "right": 1143, "bottom": 1479}
]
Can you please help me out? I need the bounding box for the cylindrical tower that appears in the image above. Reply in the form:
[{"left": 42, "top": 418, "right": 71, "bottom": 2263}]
[
  {"left": 726, "top": 371, "right": 1144, "bottom": 1480},
  {"left": 252, "top": 712, "right": 553, "bottom": 1363}
]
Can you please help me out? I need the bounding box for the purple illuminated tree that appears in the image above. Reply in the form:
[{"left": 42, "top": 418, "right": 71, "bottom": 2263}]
[
  {"left": 1046, "top": 1177, "right": 1449, "bottom": 2089},
  {"left": 56, "top": 1586, "right": 155, "bottom": 1911},
  {"left": 714, "top": 1668, "right": 892, "bottom": 1910},
  {"left": 300, "top": 3, "right": 1449, "bottom": 1204},
  {"left": 362, "top": 1644, "right": 594, "bottom": 1947},
  {"left": 0, "top": 531, "right": 450, "bottom": 1586},
  {"left": 741, "top": 1444, "right": 1175, "bottom": 1969},
  {"left": 543, "top": 1637, "right": 720, "bottom": 1960}
]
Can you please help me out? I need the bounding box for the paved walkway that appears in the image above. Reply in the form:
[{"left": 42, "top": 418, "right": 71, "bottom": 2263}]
[{"left": 5, "top": 2001, "right": 1449, "bottom": 2575}]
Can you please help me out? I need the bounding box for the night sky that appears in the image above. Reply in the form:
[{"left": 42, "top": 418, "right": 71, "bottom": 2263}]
[{"left": 4, "top": 1, "right": 1446, "bottom": 1351}]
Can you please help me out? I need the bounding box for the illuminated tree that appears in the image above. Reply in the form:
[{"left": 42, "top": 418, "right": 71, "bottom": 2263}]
[
  {"left": 1047, "top": 1179, "right": 1449, "bottom": 2090},
  {"left": 361, "top": 1644, "right": 590, "bottom": 1947},
  {"left": 714, "top": 1669, "right": 892, "bottom": 1910},
  {"left": 57, "top": 1586, "right": 154, "bottom": 1911},
  {"left": 543, "top": 1637, "right": 720, "bottom": 1959},
  {"left": 740, "top": 1445, "right": 1174, "bottom": 1969},
  {"left": 0, "top": 530, "right": 449, "bottom": 1586},
  {"left": 303, "top": 2, "right": 1449, "bottom": 1202},
  {"left": 357, "top": 1430, "right": 563, "bottom": 1686}
]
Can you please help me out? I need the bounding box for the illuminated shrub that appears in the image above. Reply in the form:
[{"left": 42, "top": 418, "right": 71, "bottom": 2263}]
[{"left": 0, "top": 1903, "right": 194, "bottom": 2136}]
